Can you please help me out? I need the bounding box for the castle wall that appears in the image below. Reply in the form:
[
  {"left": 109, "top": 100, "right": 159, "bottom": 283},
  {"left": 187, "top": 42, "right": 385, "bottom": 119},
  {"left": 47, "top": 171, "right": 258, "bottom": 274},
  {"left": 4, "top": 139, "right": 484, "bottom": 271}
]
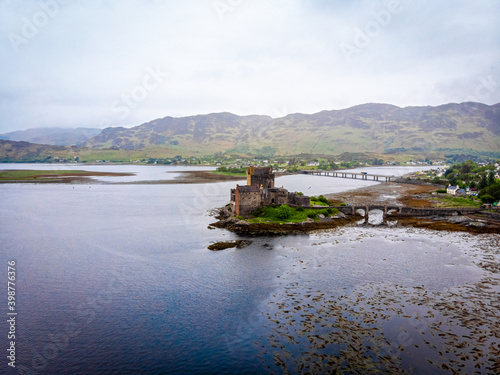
[
  {"left": 235, "top": 188, "right": 261, "bottom": 216},
  {"left": 288, "top": 193, "right": 310, "bottom": 207}
]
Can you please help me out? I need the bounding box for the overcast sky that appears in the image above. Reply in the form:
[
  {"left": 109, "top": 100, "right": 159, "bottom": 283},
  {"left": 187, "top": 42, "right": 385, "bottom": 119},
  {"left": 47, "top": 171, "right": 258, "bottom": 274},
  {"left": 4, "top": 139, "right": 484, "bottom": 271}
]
[{"left": 1, "top": 0, "right": 499, "bottom": 133}]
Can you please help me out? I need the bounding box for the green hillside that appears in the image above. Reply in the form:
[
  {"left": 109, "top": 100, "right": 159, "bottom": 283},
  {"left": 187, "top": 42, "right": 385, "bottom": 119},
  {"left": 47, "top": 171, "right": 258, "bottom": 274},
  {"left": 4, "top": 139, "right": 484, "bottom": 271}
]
[
  {"left": 83, "top": 103, "right": 500, "bottom": 156},
  {"left": 1, "top": 102, "right": 499, "bottom": 162}
]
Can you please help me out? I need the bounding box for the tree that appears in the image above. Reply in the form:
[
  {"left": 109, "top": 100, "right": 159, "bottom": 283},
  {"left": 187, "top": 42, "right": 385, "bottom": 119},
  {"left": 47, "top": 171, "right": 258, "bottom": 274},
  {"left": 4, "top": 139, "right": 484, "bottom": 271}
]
[
  {"left": 445, "top": 166, "right": 456, "bottom": 177},
  {"left": 461, "top": 162, "right": 472, "bottom": 174},
  {"left": 448, "top": 175, "right": 458, "bottom": 186},
  {"left": 480, "top": 194, "right": 495, "bottom": 203},
  {"left": 487, "top": 171, "right": 495, "bottom": 186},
  {"left": 479, "top": 181, "right": 500, "bottom": 202},
  {"left": 478, "top": 174, "right": 488, "bottom": 190}
]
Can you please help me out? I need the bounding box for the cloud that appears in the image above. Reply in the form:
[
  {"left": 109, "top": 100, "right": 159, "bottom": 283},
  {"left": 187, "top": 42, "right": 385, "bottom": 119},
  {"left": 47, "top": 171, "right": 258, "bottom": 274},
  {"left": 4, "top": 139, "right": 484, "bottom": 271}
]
[{"left": 0, "top": 0, "right": 499, "bottom": 133}]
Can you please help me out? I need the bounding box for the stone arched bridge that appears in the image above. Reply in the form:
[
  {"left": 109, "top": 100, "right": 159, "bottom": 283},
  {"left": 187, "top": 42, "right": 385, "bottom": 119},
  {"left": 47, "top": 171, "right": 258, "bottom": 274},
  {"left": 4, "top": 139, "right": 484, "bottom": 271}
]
[{"left": 328, "top": 205, "right": 486, "bottom": 220}]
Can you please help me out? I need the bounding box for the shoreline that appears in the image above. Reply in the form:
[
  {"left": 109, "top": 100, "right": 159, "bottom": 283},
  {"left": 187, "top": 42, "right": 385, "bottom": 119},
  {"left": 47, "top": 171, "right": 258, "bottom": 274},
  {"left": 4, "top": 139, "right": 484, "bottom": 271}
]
[
  {"left": 212, "top": 182, "right": 500, "bottom": 235},
  {"left": 0, "top": 170, "right": 246, "bottom": 184}
]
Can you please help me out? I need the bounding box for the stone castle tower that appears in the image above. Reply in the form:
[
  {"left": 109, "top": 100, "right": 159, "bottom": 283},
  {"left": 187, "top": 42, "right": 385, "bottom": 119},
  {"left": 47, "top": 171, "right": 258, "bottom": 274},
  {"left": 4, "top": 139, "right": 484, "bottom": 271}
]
[
  {"left": 230, "top": 166, "right": 310, "bottom": 216},
  {"left": 246, "top": 166, "right": 275, "bottom": 189}
]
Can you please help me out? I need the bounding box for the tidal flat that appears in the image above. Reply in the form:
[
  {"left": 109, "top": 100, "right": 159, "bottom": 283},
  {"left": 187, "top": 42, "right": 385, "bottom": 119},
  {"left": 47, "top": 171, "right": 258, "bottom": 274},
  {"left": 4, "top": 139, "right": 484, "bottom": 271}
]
[{"left": 255, "top": 228, "right": 500, "bottom": 374}]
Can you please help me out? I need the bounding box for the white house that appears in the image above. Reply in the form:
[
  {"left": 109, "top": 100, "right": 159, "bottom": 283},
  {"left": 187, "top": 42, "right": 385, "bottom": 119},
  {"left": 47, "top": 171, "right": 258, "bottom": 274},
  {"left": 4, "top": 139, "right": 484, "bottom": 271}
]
[{"left": 447, "top": 186, "right": 459, "bottom": 195}]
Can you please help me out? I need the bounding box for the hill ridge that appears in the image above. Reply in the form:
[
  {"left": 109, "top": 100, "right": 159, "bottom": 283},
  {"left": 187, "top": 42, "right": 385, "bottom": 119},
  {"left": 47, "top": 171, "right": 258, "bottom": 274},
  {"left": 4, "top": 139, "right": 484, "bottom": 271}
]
[{"left": 82, "top": 102, "right": 500, "bottom": 155}]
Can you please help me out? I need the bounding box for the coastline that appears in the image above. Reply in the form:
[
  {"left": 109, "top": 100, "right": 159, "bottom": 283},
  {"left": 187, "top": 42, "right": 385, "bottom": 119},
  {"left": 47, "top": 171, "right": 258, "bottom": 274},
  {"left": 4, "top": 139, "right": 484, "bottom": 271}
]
[{"left": 212, "top": 181, "right": 500, "bottom": 235}]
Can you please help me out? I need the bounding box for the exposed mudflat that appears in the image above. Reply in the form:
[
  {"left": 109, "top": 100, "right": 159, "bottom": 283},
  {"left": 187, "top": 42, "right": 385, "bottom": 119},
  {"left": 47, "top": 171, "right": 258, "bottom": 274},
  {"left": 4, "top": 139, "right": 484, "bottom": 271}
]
[
  {"left": 325, "top": 182, "right": 438, "bottom": 207},
  {"left": 112, "top": 170, "right": 246, "bottom": 184},
  {"left": 0, "top": 170, "right": 134, "bottom": 183}
]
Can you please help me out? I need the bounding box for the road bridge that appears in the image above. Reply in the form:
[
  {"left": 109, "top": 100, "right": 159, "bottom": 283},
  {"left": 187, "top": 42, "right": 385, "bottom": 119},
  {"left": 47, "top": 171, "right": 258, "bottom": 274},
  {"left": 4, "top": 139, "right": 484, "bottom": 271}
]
[{"left": 303, "top": 170, "right": 395, "bottom": 182}]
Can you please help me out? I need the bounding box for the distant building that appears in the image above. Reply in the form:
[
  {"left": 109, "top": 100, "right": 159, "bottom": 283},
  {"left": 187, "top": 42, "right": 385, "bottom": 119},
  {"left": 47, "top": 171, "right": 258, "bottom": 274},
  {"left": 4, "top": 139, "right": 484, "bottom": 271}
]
[
  {"left": 230, "top": 166, "right": 310, "bottom": 216},
  {"left": 447, "top": 186, "right": 459, "bottom": 195}
]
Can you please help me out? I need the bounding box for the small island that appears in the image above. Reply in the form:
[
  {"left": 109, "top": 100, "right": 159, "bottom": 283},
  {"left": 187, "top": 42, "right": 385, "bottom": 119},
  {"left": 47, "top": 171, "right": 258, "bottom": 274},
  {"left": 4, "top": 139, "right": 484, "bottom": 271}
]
[{"left": 212, "top": 166, "right": 357, "bottom": 235}]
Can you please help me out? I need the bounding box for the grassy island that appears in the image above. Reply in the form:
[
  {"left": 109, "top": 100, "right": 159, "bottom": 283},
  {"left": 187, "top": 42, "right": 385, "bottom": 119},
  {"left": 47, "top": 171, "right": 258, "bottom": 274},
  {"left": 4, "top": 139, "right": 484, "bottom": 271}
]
[
  {"left": 0, "top": 170, "right": 91, "bottom": 180},
  {"left": 0, "top": 169, "right": 134, "bottom": 182},
  {"left": 211, "top": 166, "right": 247, "bottom": 177}
]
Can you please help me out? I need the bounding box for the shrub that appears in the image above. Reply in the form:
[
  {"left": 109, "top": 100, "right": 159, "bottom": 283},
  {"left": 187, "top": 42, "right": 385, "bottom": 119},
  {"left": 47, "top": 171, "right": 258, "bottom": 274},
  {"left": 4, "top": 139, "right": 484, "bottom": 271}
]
[
  {"left": 295, "top": 206, "right": 305, "bottom": 212},
  {"left": 340, "top": 203, "right": 347, "bottom": 206},
  {"left": 276, "top": 205, "right": 292, "bottom": 219},
  {"left": 251, "top": 207, "right": 265, "bottom": 217},
  {"left": 307, "top": 212, "right": 318, "bottom": 219},
  {"left": 435, "top": 189, "right": 447, "bottom": 194},
  {"left": 317, "top": 195, "right": 329, "bottom": 204},
  {"left": 480, "top": 194, "right": 495, "bottom": 203}
]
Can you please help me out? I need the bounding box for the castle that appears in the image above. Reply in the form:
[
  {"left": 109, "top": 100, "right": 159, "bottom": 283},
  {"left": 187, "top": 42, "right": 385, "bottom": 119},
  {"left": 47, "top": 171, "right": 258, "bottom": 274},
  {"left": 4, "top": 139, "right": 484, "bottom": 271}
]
[{"left": 230, "top": 166, "right": 310, "bottom": 216}]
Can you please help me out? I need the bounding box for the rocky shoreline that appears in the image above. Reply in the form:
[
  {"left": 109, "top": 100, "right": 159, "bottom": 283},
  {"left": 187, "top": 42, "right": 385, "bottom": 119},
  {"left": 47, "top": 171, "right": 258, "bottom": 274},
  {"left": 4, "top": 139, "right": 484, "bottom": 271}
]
[{"left": 210, "top": 214, "right": 359, "bottom": 235}]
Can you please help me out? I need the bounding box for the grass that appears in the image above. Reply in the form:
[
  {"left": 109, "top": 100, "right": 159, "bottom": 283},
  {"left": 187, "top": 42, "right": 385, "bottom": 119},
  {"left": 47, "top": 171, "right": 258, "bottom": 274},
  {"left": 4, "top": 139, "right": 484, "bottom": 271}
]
[
  {"left": 428, "top": 196, "right": 482, "bottom": 208},
  {"left": 249, "top": 205, "right": 339, "bottom": 224},
  {"left": 210, "top": 171, "right": 247, "bottom": 177},
  {"left": 310, "top": 195, "right": 331, "bottom": 206},
  {"left": 0, "top": 170, "right": 89, "bottom": 180}
]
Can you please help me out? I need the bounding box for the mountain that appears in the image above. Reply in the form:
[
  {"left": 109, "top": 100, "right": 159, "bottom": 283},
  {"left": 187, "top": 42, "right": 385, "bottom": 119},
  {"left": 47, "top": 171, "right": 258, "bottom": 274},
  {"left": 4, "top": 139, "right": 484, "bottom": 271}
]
[
  {"left": 83, "top": 103, "right": 500, "bottom": 156},
  {"left": 83, "top": 113, "right": 272, "bottom": 153},
  {"left": 0, "top": 140, "right": 81, "bottom": 162},
  {"left": 0, "top": 127, "right": 101, "bottom": 146}
]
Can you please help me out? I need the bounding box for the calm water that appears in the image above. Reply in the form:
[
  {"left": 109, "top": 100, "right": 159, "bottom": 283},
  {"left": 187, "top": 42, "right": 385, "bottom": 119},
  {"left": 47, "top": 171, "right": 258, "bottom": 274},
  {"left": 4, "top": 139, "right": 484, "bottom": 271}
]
[{"left": 0, "top": 165, "right": 498, "bottom": 374}]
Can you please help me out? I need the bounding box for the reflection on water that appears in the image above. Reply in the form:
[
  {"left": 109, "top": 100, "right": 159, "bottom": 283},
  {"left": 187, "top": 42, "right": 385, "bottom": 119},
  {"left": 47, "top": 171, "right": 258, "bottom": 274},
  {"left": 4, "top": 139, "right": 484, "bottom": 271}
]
[{"left": 0, "top": 165, "right": 498, "bottom": 374}]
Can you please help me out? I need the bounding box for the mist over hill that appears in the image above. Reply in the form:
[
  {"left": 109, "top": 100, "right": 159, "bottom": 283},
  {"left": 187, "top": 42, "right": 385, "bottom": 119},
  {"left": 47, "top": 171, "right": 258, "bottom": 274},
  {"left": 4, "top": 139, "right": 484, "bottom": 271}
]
[{"left": 0, "top": 127, "right": 101, "bottom": 146}]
